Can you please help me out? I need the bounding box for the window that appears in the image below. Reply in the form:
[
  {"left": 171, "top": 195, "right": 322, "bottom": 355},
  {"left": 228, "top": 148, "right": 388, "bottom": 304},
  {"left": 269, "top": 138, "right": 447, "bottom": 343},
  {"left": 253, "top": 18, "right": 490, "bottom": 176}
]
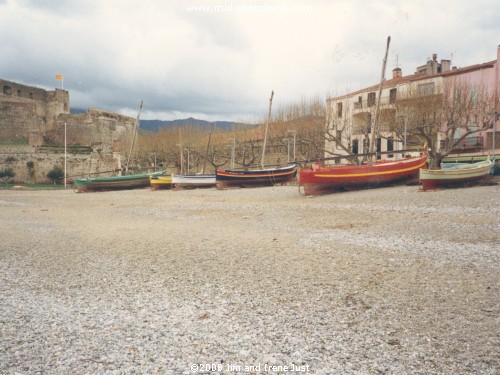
[
  {"left": 417, "top": 82, "right": 434, "bottom": 96},
  {"left": 387, "top": 137, "right": 394, "bottom": 158},
  {"left": 352, "top": 139, "right": 359, "bottom": 154},
  {"left": 354, "top": 96, "right": 363, "bottom": 109},
  {"left": 3, "top": 85, "right": 12, "bottom": 95},
  {"left": 389, "top": 88, "right": 397, "bottom": 104},
  {"left": 363, "top": 138, "right": 369, "bottom": 154},
  {"left": 17, "top": 90, "right": 22, "bottom": 97},
  {"left": 337, "top": 102, "right": 343, "bottom": 118},
  {"left": 367, "top": 92, "right": 376, "bottom": 107},
  {"left": 470, "top": 88, "right": 478, "bottom": 107}
]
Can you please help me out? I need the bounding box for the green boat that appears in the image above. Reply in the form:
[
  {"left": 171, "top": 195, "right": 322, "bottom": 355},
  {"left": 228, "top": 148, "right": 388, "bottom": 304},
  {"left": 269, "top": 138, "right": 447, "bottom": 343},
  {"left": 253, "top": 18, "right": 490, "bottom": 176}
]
[
  {"left": 443, "top": 155, "right": 499, "bottom": 175},
  {"left": 74, "top": 170, "right": 165, "bottom": 192}
]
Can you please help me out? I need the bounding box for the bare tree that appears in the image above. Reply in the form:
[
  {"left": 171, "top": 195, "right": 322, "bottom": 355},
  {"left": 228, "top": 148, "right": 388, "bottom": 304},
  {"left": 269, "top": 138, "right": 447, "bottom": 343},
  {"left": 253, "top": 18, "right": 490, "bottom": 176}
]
[
  {"left": 395, "top": 78, "right": 496, "bottom": 169},
  {"left": 136, "top": 95, "right": 329, "bottom": 168},
  {"left": 203, "top": 142, "right": 231, "bottom": 172},
  {"left": 235, "top": 138, "right": 263, "bottom": 169}
]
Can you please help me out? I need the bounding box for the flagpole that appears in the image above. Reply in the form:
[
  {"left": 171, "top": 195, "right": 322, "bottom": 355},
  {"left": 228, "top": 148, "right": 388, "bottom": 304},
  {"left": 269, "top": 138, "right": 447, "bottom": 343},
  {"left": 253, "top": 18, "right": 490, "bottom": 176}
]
[
  {"left": 55, "top": 74, "right": 64, "bottom": 90},
  {"left": 64, "top": 122, "right": 67, "bottom": 189}
]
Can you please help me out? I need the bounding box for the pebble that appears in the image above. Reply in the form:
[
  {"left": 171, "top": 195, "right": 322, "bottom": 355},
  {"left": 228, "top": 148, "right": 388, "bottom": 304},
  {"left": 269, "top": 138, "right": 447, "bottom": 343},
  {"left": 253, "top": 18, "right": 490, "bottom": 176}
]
[{"left": 0, "top": 184, "right": 498, "bottom": 374}]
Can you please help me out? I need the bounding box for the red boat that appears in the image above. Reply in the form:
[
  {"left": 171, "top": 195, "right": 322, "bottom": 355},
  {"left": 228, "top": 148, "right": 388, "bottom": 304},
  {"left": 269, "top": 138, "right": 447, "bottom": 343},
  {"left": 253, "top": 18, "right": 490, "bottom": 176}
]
[
  {"left": 299, "top": 150, "right": 427, "bottom": 196},
  {"left": 216, "top": 163, "right": 297, "bottom": 189}
]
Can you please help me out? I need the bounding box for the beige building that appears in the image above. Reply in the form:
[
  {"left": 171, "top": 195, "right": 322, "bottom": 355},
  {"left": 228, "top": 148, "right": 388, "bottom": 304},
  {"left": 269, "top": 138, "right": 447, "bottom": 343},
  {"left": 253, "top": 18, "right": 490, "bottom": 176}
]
[{"left": 325, "top": 46, "right": 499, "bottom": 163}]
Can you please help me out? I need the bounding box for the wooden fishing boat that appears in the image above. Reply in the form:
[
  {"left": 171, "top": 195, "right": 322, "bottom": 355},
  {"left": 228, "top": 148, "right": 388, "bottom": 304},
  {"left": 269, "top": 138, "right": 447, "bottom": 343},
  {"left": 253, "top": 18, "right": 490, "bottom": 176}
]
[
  {"left": 149, "top": 174, "right": 172, "bottom": 190},
  {"left": 299, "top": 152, "right": 427, "bottom": 195},
  {"left": 419, "top": 158, "right": 492, "bottom": 191},
  {"left": 299, "top": 37, "right": 428, "bottom": 196},
  {"left": 216, "top": 163, "right": 297, "bottom": 189},
  {"left": 75, "top": 170, "right": 165, "bottom": 192},
  {"left": 171, "top": 174, "right": 216, "bottom": 189},
  {"left": 215, "top": 92, "right": 298, "bottom": 189},
  {"left": 74, "top": 101, "right": 163, "bottom": 193}
]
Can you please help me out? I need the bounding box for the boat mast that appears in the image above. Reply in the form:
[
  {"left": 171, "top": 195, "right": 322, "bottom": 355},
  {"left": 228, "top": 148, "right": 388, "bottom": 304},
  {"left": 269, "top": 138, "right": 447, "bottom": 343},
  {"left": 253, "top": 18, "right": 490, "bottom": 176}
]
[
  {"left": 261, "top": 90, "right": 274, "bottom": 169},
  {"left": 125, "top": 100, "right": 144, "bottom": 174},
  {"left": 368, "top": 36, "right": 391, "bottom": 162},
  {"left": 202, "top": 123, "right": 215, "bottom": 174}
]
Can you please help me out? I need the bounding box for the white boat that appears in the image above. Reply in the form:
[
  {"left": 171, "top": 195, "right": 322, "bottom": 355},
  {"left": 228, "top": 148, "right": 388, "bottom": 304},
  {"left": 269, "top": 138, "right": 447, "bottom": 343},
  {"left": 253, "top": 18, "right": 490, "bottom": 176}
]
[
  {"left": 171, "top": 174, "right": 216, "bottom": 189},
  {"left": 419, "top": 158, "right": 492, "bottom": 191}
]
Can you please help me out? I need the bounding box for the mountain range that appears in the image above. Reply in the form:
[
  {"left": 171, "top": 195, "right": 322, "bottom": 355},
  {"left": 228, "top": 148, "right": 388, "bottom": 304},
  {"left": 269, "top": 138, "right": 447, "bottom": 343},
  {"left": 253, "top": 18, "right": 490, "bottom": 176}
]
[
  {"left": 139, "top": 117, "right": 249, "bottom": 132},
  {"left": 70, "top": 109, "right": 249, "bottom": 132}
]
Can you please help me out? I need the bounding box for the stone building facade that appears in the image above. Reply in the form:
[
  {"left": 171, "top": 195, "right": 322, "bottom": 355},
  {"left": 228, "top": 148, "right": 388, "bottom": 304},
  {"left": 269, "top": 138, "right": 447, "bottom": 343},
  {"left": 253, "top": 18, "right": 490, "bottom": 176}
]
[
  {"left": 0, "top": 79, "right": 69, "bottom": 143},
  {"left": 0, "top": 79, "right": 137, "bottom": 183}
]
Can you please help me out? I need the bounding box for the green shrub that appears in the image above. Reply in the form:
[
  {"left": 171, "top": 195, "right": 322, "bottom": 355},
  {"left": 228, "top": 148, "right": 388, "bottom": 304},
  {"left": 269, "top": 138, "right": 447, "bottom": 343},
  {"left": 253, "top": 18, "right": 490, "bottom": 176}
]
[
  {"left": 0, "top": 168, "right": 15, "bottom": 179},
  {"left": 47, "top": 166, "right": 64, "bottom": 183},
  {"left": 26, "top": 161, "right": 35, "bottom": 177}
]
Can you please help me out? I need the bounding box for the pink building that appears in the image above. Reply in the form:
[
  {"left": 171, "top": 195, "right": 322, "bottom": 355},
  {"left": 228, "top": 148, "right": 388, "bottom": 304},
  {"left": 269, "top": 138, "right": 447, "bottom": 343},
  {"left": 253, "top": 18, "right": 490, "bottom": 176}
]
[
  {"left": 325, "top": 46, "right": 499, "bottom": 161},
  {"left": 439, "top": 46, "right": 499, "bottom": 151}
]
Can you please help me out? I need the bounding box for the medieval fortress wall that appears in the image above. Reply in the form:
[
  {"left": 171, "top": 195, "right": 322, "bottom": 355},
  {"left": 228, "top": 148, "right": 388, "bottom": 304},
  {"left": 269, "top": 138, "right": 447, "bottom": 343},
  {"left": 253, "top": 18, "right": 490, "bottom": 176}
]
[{"left": 0, "top": 78, "right": 136, "bottom": 183}]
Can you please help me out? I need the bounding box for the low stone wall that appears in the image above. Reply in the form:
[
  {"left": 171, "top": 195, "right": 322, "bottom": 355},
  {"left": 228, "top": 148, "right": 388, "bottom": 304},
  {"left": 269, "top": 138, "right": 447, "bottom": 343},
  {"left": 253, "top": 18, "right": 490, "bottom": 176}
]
[{"left": 0, "top": 144, "right": 121, "bottom": 184}]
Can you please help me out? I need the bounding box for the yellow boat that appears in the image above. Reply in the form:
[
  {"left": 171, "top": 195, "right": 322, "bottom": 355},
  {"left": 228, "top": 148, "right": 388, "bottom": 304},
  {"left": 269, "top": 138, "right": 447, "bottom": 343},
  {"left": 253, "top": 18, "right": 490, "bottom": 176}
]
[{"left": 149, "top": 174, "right": 172, "bottom": 190}]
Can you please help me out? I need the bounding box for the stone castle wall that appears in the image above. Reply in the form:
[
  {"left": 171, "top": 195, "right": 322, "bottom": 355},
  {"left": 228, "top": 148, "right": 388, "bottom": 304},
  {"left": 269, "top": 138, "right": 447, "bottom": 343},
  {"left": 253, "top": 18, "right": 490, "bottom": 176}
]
[
  {"left": 0, "top": 79, "right": 137, "bottom": 183},
  {"left": 0, "top": 144, "right": 122, "bottom": 183},
  {"left": 0, "top": 79, "right": 70, "bottom": 143}
]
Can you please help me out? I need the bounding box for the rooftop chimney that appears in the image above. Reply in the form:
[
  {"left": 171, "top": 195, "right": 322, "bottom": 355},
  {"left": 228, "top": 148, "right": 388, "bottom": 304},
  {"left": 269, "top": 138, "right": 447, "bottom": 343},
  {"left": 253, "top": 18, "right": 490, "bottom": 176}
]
[
  {"left": 392, "top": 67, "right": 402, "bottom": 79},
  {"left": 440, "top": 59, "right": 451, "bottom": 72}
]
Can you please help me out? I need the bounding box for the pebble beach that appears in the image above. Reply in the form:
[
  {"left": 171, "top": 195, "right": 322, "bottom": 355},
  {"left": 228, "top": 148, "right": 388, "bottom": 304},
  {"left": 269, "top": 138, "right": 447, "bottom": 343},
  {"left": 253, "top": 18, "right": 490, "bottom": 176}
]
[{"left": 1, "top": 183, "right": 499, "bottom": 374}]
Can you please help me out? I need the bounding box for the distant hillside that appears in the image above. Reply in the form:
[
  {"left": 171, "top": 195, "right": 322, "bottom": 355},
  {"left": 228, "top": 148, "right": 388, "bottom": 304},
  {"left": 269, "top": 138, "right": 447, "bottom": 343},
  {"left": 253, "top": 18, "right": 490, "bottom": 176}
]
[
  {"left": 139, "top": 117, "right": 250, "bottom": 132},
  {"left": 69, "top": 111, "right": 247, "bottom": 132},
  {"left": 70, "top": 108, "right": 87, "bottom": 115}
]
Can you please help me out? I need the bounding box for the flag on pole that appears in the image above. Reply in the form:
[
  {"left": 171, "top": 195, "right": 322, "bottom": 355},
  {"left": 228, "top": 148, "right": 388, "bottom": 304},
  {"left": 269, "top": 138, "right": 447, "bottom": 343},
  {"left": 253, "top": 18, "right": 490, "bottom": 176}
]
[{"left": 55, "top": 74, "right": 64, "bottom": 90}]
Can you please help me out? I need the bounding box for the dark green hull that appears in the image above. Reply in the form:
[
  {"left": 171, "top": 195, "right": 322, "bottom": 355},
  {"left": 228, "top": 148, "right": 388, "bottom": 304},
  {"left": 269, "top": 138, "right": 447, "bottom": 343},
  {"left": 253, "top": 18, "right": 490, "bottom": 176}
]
[{"left": 75, "top": 171, "right": 165, "bottom": 192}]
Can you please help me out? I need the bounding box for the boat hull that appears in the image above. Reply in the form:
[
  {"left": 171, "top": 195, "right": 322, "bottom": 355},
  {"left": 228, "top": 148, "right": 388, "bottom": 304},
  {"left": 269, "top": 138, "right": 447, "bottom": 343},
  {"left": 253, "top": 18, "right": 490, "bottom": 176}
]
[
  {"left": 419, "top": 159, "right": 491, "bottom": 191},
  {"left": 216, "top": 164, "right": 297, "bottom": 188},
  {"left": 150, "top": 175, "right": 173, "bottom": 190},
  {"left": 75, "top": 171, "right": 165, "bottom": 192},
  {"left": 171, "top": 174, "right": 216, "bottom": 189},
  {"left": 299, "top": 155, "right": 427, "bottom": 196}
]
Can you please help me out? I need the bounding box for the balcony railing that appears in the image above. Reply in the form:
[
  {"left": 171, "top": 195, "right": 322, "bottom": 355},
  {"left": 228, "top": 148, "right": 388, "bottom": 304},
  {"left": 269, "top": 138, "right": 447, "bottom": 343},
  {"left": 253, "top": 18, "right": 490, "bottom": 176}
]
[
  {"left": 351, "top": 96, "right": 396, "bottom": 111},
  {"left": 440, "top": 136, "right": 485, "bottom": 153}
]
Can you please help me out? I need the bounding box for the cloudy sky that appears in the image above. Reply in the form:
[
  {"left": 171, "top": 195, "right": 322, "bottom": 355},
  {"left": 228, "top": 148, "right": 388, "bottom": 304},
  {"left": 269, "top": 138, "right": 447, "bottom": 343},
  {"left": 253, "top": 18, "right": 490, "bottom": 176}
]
[{"left": 1, "top": 0, "right": 499, "bottom": 122}]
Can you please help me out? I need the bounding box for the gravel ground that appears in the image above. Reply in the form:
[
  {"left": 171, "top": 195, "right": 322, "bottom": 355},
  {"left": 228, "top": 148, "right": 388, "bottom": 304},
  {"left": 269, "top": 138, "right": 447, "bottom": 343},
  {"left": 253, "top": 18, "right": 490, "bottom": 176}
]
[{"left": 0, "top": 183, "right": 499, "bottom": 375}]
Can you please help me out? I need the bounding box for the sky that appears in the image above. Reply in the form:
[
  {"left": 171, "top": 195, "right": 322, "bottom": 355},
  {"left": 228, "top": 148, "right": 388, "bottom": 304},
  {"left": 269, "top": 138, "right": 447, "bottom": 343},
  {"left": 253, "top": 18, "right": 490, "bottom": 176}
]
[{"left": 1, "top": 0, "right": 499, "bottom": 122}]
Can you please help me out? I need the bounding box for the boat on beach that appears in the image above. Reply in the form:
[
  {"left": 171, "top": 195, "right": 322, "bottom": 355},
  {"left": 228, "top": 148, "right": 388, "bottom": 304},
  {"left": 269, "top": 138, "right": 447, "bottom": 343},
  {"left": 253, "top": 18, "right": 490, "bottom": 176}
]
[
  {"left": 171, "top": 174, "right": 216, "bottom": 189},
  {"left": 216, "top": 91, "right": 298, "bottom": 189},
  {"left": 75, "top": 170, "right": 165, "bottom": 192},
  {"left": 74, "top": 101, "right": 166, "bottom": 193},
  {"left": 299, "top": 36, "right": 428, "bottom": 196},
  {"left": 419, "top": 158, "right": 492, "bottom": 191},
  {"left": 150, "top": 174, "right": 173, "bottom": 190},
  {"left": 216, "top": 163, "right": 298, "bottom": 189},
  {"left": 299, "top": 152, "right": 427, "bottom": 195}
]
